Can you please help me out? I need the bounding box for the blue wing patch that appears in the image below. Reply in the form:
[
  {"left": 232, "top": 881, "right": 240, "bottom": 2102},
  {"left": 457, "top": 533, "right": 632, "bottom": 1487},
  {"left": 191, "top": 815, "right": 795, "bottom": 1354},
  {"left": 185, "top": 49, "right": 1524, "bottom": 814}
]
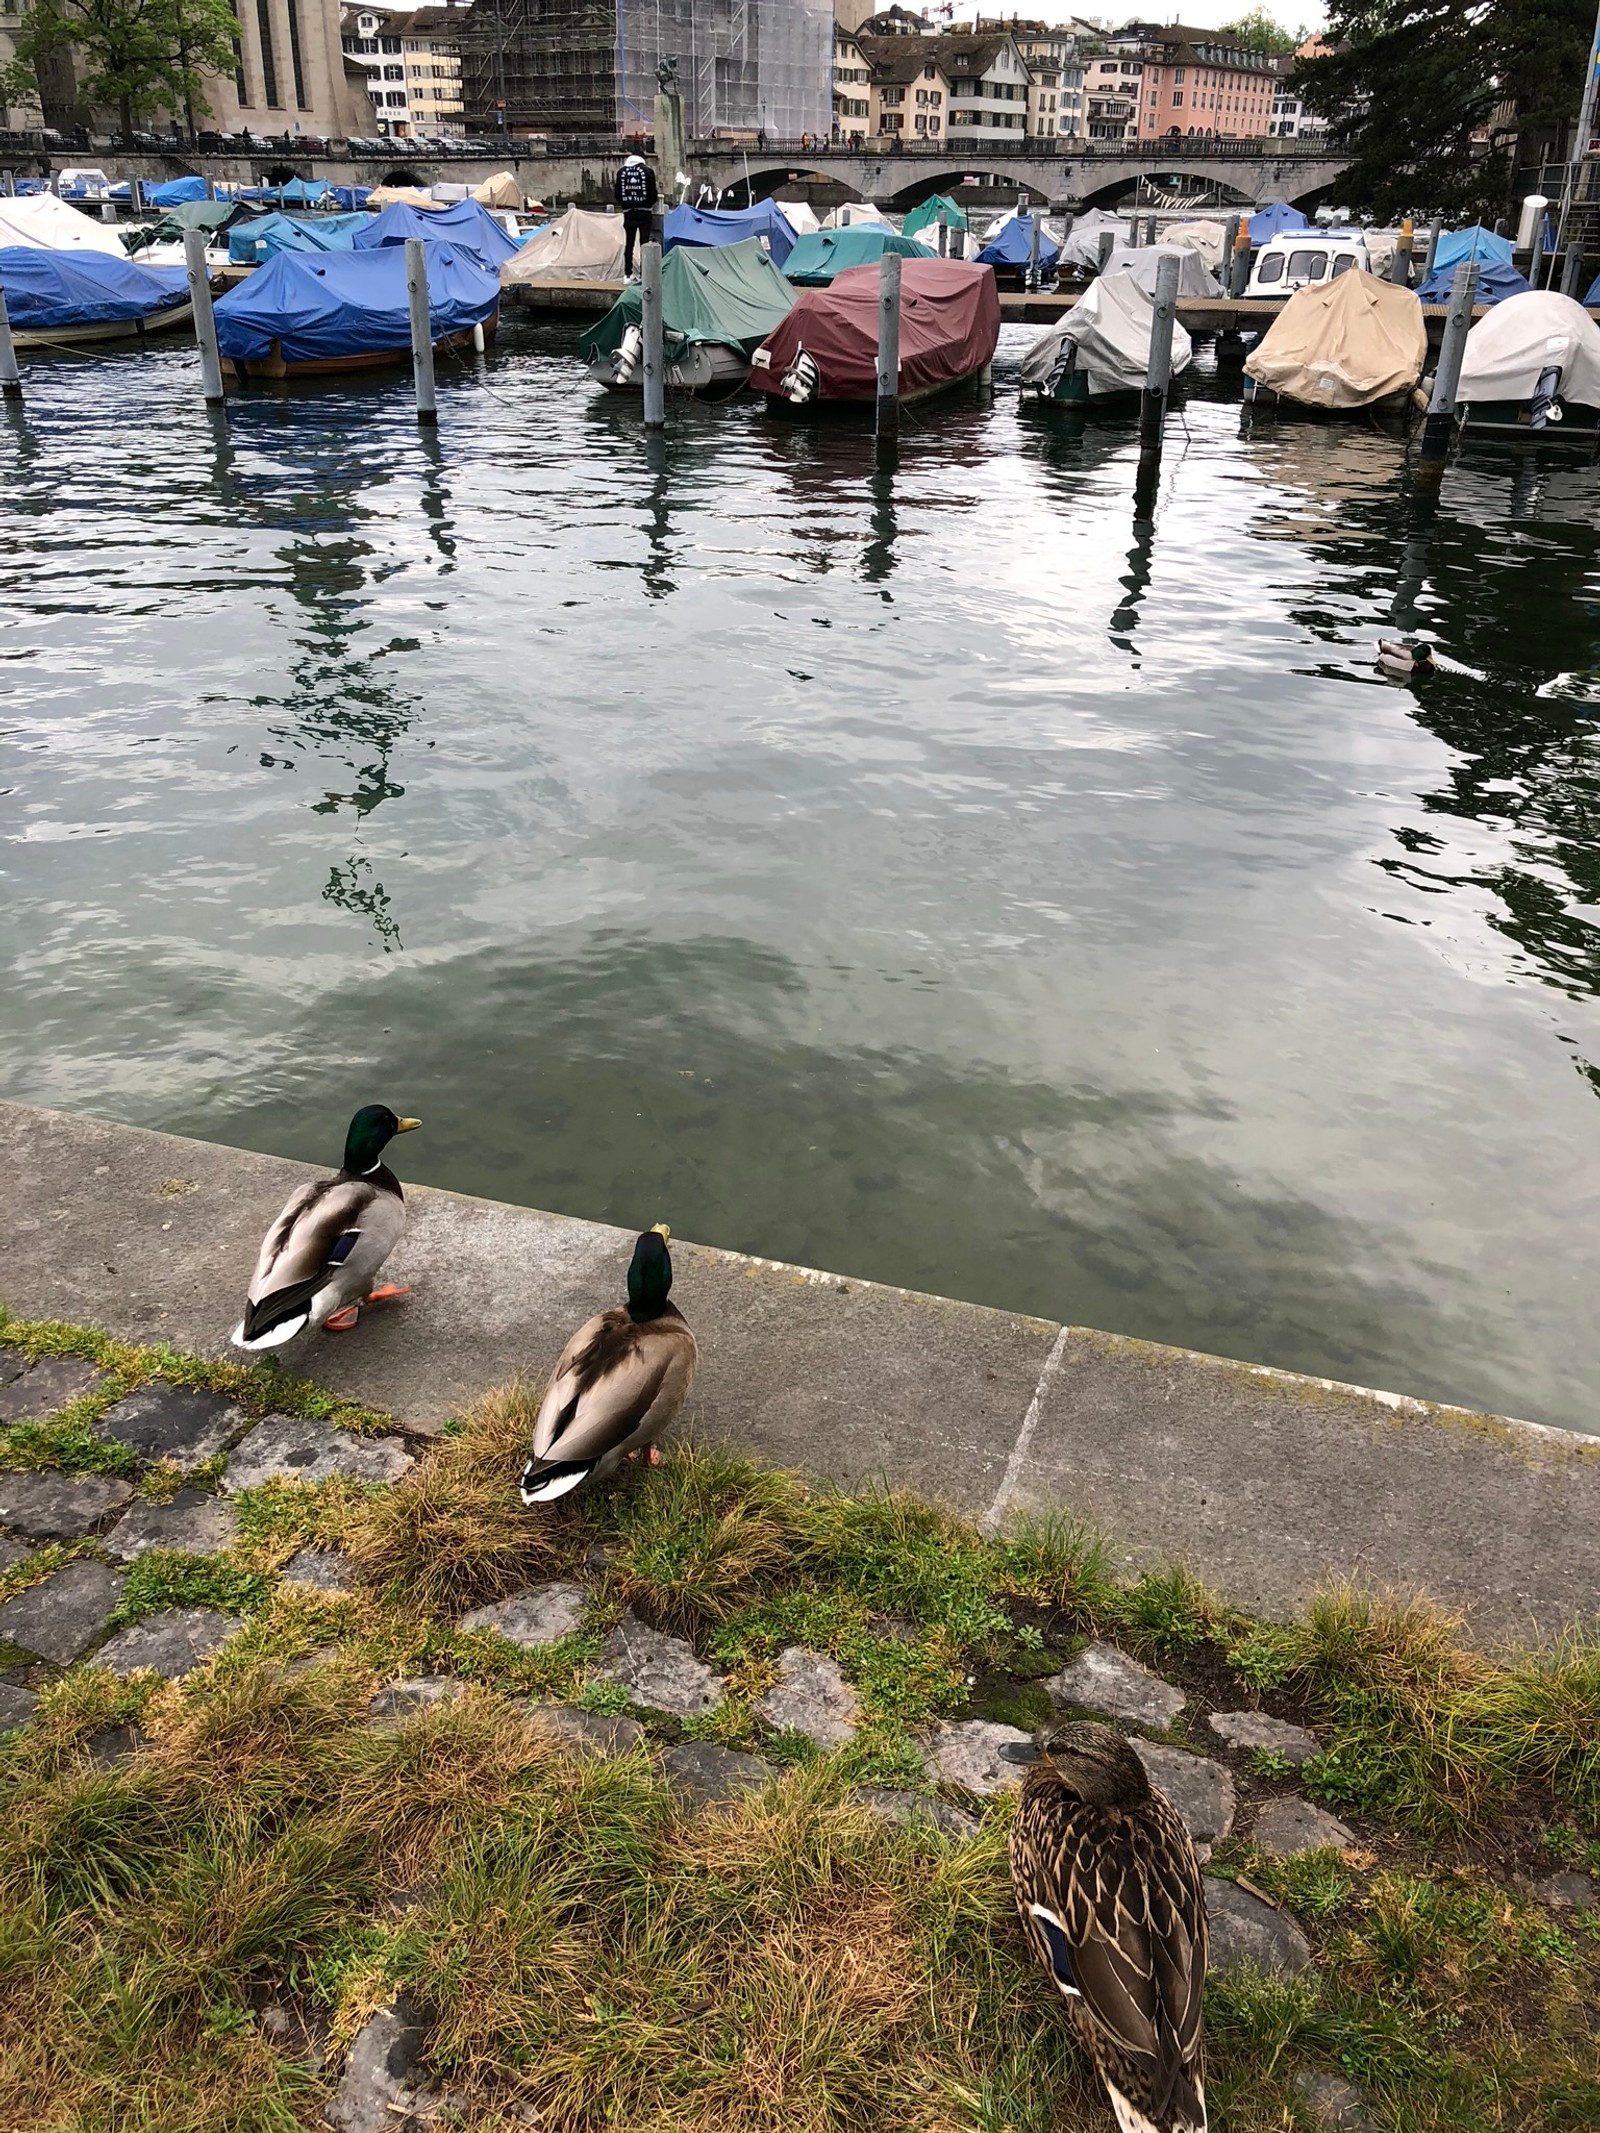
[
  {"left": 1029, "top": 1903, "right": 1082, "bottom": 1996},
  {"left": 327, "top": 1231, "right": 361, "bottom": 1265}
]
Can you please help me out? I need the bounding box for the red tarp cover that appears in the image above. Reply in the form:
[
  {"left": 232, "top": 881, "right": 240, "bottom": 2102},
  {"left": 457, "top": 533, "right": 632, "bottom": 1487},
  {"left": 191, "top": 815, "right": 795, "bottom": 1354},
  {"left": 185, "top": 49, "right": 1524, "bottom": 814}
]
[{"left": 750, "top": 258, "right": 1000, "bottom": 402}]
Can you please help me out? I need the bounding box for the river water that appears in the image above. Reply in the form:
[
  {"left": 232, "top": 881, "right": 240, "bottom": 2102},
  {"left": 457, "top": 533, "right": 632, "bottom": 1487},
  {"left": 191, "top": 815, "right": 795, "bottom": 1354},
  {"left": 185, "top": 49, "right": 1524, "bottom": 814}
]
[{"left": 3, "top": 319, "right": 1598, "bottom": 1432}]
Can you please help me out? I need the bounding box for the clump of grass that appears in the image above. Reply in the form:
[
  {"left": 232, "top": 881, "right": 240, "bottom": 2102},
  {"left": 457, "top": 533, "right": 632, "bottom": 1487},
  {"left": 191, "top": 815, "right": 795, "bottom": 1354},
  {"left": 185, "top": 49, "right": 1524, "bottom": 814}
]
[
  {"left": 1109, "top": 1563, "right": 1235, "bottom": 1660},
  {"left": 110, "top": 1550, "right": 273, "bottom": 1631},
  {"left": 992, "top": 1510, "right": 1119, "bottom": 1623},
  {"left": 604, "top": 1444, "right": 805, "bottom": 1632},
  {"left": 343, "top": 1381, "right": 579, "bottom": 1612},
  {"left": 799, "top": 1486, "right": 1010, "bottom": 1650}
]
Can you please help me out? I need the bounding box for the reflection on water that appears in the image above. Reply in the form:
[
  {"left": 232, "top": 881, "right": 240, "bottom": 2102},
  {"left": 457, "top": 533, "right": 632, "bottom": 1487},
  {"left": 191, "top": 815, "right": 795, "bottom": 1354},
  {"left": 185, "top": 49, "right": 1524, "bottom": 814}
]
[{"left": 2, "top": 322, "right": 1599, "bottom": 1432}]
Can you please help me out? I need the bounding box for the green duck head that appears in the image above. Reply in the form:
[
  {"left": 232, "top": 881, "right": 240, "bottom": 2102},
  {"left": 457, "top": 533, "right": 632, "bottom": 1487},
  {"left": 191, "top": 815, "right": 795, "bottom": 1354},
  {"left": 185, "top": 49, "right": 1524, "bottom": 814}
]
[
  {"left": 342, "top": 1105, "right": 422, "bottom": 1175},
  {"left": 627, "top": 1223, "right": 674, "bottom": 1322}
]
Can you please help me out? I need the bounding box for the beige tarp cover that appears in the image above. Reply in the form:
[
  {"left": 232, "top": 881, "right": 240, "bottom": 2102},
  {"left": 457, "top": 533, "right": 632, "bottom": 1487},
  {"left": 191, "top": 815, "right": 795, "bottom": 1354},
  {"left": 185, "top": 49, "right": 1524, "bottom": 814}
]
[
  {"left": 1458, "top": 290, "right": 1600, "bottom": 408},
  {"left": 0, "top": 192, "right": 128, "bottom": 256},
  {"left": 471, "top": 171, "right": 523, "bottom": 209},
  {"left": 1162, "top": 218, "right": 1227, "bottom": 271},
  {"left": 1245, "top": 270, "right": 1426, "bottom": 408},
  {"left": 823, "top": 201, "right": 889, "bottom": 229},
  {"left": 500, "top": 204, "right": 624, "bottom": 285},
  {"left": 366, "top": 186, "right": 448, "bottom": 211},
  {"left": 1019, "top": 270, "right": 1193, "bottom": 395}
]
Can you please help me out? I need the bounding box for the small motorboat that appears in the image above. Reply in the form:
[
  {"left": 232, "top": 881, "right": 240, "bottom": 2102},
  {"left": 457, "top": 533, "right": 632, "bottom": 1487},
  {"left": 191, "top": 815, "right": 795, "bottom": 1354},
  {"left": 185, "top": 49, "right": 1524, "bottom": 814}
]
[
  {"left": 1018, "top": 271, "right": 1192, "bottom": 411},
  {"left": 784, "top": 225, "right": 932, "bottom": 286},
  {"left": 580, "top": 237, "right": 795, "bottom": 397},
  {"left": 0, "top": 248, "right": 193, "bottom": 348},
  {"left": 1456, "top": 289, "right": 1600, "bottom": 441},
  {"left": 213, "top": 245, "right": 499, "bottom": 381},
  {"left": 749, "top": 257, "right": 1000, "bottom": 414},
  {"left": 1244, "top": 269, "right": 1426, "bottom": 417}
]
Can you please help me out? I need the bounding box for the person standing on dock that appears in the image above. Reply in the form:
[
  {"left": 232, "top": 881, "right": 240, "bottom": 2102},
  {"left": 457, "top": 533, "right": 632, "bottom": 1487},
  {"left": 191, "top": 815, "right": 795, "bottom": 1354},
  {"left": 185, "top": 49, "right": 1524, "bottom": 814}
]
[{"left": 616, "top": 155, "right": 659, "bottom": 281}]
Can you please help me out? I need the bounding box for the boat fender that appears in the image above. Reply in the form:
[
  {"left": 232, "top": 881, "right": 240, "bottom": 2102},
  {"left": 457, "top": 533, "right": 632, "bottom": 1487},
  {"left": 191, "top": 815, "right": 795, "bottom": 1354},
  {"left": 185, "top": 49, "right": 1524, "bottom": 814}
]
[
  {"left": 1530, "top": 363, "right": 1563, "bottom": 427},
  {"left": 614, "top": 321, "right": 643, "bottom": 384},
  {"left": 1044, "top": 334, "right": 1078, "bottom": 396},
  {"left": 782, "top": 347, "right": 819, "bottom": 404}
]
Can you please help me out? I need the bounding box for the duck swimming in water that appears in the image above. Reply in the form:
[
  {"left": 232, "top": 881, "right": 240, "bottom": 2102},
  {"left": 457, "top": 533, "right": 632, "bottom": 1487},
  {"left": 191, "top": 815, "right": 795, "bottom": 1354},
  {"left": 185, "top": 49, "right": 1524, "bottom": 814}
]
[{"left": 1377, "top": 639, "right": 1436, "bottom": 678}]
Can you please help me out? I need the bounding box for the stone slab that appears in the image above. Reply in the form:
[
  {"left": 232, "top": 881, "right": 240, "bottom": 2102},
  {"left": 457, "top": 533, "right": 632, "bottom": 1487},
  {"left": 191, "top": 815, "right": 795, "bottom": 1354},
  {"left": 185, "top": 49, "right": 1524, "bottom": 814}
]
[
  {"left": 94, "top": 1606, "right": 246, "bottom": 1679},
  {"left": 1252, "top": 1797, "right": 1356, "bottom": 1858},
  {"left": 921, "top": 1719, "right": 1032, "bottom": 1797},
  {"left": 1131, "top": 1740, "right": 1235, "bottom": 1847},
  {"left": 661, "top": 1741, "right": 778, "bottom": 1812},
  {"left": 1204, "top": 1876, "right": 1313, "bottom": 1979},
  {"left": 103, "top": 1489, "right": 239, "bottom": 1562},
  {"left": 1045, "top": 1643, "right": 1184, "bottom": 1729},
  {"left": 324, "top": 2000, "right": 429, "bottom": 2133},
  {"left": 595, "top": 1614, "right": 725, "bottom": 1718},
  {"left": 5, "top": 1102, "right": 1600, "bottom": 1641},
  {"left": 1294, "top": 2070, "right": 1377, "bottom": 2131},
  {"left": 850, "top": 1786, "right": 980, "bottom": 1842},
  {"left": 519, "top": 1704, "right": 645, "bottom": 1761},
  {"left": 459, "top": 1581, "right": 587, "bottom": 1647},
  {"left": 1000, "top": 1325, "right": 1600, "bottom": 1639},
  {"left": 0, "top": 1681, "right": 40, "bottom": 1730},
  {"left": 756, "top": 1646, "right": 861, "bottom": 1748},
  {"left": 0, "top": 1355, "right": 108, "bottom": 1422},
  {"left": 0, "top": 1536, "right": 34, "bottom": 1573},
  {"left": 0, "top": 1561, "right": 126, "bottom": 1663},
  {"left": 369, "top": 1677, "right": 466, "bottom": 1717},
  {"left": 0, "top": 1470, "right": 134, "bottom": 1540},
  {"left": 95, "top": 1384, "right": 248, "bottom": 1471},
  {"left": 1208, "top": 1709, "right": 1319, "bottom": 1765},
  {"left": 1532, "top": 1870, "right": 1596, "bottom": 1910},
  {"left": 281, "top": 1548, "right": 359, "bottom": 1593},
  {"left": 222, "top": 1415, "right": 413, "bottom": 1493}
]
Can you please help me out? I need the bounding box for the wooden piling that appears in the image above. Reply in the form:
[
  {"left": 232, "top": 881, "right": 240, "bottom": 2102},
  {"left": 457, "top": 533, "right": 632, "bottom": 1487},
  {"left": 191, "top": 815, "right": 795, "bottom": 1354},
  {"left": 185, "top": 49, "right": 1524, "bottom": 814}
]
[
  {"left": 640, "top": 238, "right": 666, "bottom": 431},
  {"left": 1389, "top": 218, "right": 1413, "bottom": 285},
  {"left": 1139, "top": 251, "right": 1181, "bottom": 450},
  {"left": 1562, "top": 246, "right": 1588, "bottom": 297},
  {"left": 1097, "top": 228, "right": 1115, "bottom": 273},
  {"left": 183, "top": 228, "right": 225, "bottom": 407},
  {"left": 404, "top": 238, "right": 437, "bottom": 426},
  {"left": 876, "top": 246, "right": 902, "bottom": 442},
  {"left": 1229, "top": 218, "right": 1250, "bottom": 297},
  {"left": 1420, "top": 259, "right": 1479, "bottom": 463},
  {"left": 1027, "top": 214, "right": 1040, "bottom": 289},
  {"left": 1423, "top": 217, "right": 1442, "bottom": 278},
  {"left": 0, "top": 281, "right": 21, "bottom": 400}
]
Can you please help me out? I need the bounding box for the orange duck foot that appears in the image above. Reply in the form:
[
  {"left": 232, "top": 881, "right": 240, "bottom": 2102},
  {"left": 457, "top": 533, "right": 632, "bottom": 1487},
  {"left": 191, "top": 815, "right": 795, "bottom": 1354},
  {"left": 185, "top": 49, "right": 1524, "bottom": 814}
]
[
  {"left": 323, "top": 1306, "right": 361, "bottom": 1333},
  {"left": 364, "top": 1284, "right": 412, "bottom": 1305}
]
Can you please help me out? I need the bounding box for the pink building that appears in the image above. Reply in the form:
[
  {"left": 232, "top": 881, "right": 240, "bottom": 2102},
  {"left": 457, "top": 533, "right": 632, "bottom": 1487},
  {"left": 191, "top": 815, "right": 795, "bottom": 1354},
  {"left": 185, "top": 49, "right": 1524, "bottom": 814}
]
[{"left": 1102, "top": 21, "right": 1274, "bottom": 142}]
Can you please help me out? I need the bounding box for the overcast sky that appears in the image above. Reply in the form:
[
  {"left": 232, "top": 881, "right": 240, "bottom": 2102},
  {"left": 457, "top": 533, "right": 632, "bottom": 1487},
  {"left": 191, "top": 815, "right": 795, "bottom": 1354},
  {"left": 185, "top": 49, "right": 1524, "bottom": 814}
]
[{"left": 942, "top": 4, "right": 1329, "bottom": 34}]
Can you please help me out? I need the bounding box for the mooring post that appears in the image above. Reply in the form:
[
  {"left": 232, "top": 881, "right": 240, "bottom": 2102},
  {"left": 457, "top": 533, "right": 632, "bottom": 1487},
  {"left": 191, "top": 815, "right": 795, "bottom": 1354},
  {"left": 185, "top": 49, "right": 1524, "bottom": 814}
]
[
  {"left": 204, "top": 177, "right": 216, "bottom": 203},
  {"left": 640, "top": 236, "right": 666, "bottom": 431},
  {"left": 1220, "top": 212, "right": 1239, "bottom": 287},
  {"left": 1097, "top": 228, "right": 1115, "bottom": 274},
  {"left": 1423, "top": 217, "right": 1442, "bottom": 279},
  {"left": 876, "top": 245, "right": 902, "bottom": 443},
  {"left": 182, "top": 227, "right": 225, "bottom": 406},
  {"left": 1420, "top": 259, "right": 1479, "bottom": 464},
  {"left": 1563, "top": 245, "right": 1588, "bottom": 297},
  {"left": 936, "top": 212, "right": 948, "bottom": 257},
  {"left": 130, "top": 177, "right": 144, "bottom": 215},
  {"left": 0, "top": 280, "right": 22, "bottom": 400},
  {"left": 100, "top": 199, "right": 116, "bottom": 223},
  {"left": 1528, "top": 213, "right": 1545, "bottom": 287},
  {"left": 1139, "top": 250, "right": 1181, "bottom": 450},
  {"left": 1027, "top": 213, "right": 1040, "bottom": 290},
  {"left": 1229, "top": 216, "right": 1250, "bottom": 297},
  {"left": 405, "top": 237, "right": 437, "bottom": 426},
  {"left": 1389, "top": 218, "right": 1414, "bottom": 285}
]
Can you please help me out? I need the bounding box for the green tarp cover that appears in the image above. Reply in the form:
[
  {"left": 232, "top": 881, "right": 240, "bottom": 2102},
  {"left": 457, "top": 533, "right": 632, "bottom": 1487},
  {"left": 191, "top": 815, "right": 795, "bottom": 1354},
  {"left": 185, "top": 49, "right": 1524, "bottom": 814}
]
[
  {"left": 784, "top": 226, "right": 931, "bottom": 284},
  {"left": 903, "top": 193, "right": 969, "bottom": 237},
  {"left": 122, "top": 198, "right": 247, "bottom": 252},
  {"left": 579, "top": 237, "right": 795, "bottom": 363}
]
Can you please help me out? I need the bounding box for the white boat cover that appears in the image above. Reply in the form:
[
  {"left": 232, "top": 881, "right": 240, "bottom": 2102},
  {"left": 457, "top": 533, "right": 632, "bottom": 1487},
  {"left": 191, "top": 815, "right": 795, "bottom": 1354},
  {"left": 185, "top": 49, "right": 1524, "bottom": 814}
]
[
  {"left": 500, "top": 204, "right": 624, "bottom": 285},
  {"left": 0, "top": 192, "right": 128, "bottom": 256},
  {"left": 1245, "top": 269, "right": 1426, "bottom": 409},
  {"left": 1018, "top": 270, "right": 1193, "bottom": 395},
  {"left": 1101, "top": 243, "right": 1221, "bottom": 299},
  {"left": 1057, "top": 209, "right": 1127, "bottom": 270},
  {"left": 471, "top": 171, "right": 524, "bottom": 210},
  {"left": 822, "top": 201, "right": 889, "bottom": 229},
  {"left": 1162, "top": 218, "right": 1227, "bottom": 271},
  {"left": 776, "top": 198, "right": 820, "bottom": 236},
  {"left": 1457, "top": 290, "right": 1600, "bottom": 409}
]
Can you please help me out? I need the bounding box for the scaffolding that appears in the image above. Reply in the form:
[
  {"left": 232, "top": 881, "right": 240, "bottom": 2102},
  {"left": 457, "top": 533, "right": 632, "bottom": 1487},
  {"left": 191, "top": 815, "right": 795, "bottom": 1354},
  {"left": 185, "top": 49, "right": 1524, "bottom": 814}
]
[{"left": 460, "top": 0, "right": 830, "bottom": 142}]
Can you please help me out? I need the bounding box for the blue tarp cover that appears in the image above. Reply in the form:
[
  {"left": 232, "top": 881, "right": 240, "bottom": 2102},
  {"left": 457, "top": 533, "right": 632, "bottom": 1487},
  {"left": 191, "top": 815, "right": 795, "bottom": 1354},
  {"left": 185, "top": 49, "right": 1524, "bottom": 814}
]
[
  {"left": 353, "top": 198, "right": 519, "bottom": 266},
  {"left": 663, "top": 199, "right": 797, "bottom": 268},
  {"left": 784, "top": 226, "right": 931, "bottom": 283},
  {"left": 1243, "top": 201, "right": 1309, "bottom": 243},
  {"left": 228, "top": 212, "right": 371, "bottom": 264},
  {"left": 0, "top": 247, "right": 188, "bottom": 327},
  {"left": 274, "top": 179, "right": 333, "bottom": 205},
  {"left": 145, "top": 176, "right": 210, "bottom": 208},
  {"left": 1419, "top": 256, "right": 1529, "bottom": 305},
  {"left": 976, "top": 215, "right": 1060, "bottom": 269},
  {"left": 1432, "top": 224, "right": 1514, "bottom": 272},
  {"left": 213, "top": 243, "right": 499, "bottom": 363}
]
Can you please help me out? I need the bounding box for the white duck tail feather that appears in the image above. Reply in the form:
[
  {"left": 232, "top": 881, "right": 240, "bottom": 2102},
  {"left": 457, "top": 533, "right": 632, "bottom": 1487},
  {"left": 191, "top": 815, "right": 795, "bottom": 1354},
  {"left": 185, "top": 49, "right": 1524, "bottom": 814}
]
[
  {"left": 231, "top": 1313, "right": 309, "bottom": 1352},
  {"left": 520, "top": 1467, "right": 593, "bottom": 1504},
  {"left": 1107, "top": 2081, "right": 1206, "bottom": 2133}
]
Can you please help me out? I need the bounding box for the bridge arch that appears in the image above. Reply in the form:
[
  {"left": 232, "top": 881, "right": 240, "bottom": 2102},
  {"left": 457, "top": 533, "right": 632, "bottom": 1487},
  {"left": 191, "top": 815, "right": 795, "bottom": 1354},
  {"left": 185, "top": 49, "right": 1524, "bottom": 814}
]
[
  {"left": 881, "top": 169, "right": 1050, "bottom": 212},
  {"left": 696, "top": 163, "right": 870, "bottom": 207},
  {"left": 1078, "top": 168, "right": 1256, "bottom": 212}
]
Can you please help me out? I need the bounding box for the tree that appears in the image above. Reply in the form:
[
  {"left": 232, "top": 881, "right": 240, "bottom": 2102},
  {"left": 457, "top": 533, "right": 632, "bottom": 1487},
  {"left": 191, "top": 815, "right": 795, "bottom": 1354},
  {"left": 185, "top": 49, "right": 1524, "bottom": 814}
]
[
  {"left": 1217, "top": 9, "right": 1306, "bottom": 53},
  {"left": 14, "top": 0, "right": 240, "bottom": 139},
  {"left": 0, "top": 55, "right": 40, "bottom": 123},
  {"left": 1297, "top": 0, "right": 1592, "bottom": 220}
]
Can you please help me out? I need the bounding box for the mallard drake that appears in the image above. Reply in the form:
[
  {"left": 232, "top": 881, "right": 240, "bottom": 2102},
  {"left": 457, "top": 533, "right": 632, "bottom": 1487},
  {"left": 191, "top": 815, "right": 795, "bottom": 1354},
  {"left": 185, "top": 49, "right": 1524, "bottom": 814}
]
[
  {"left": 1005, "top": 1721, "right": 1208, "bottom": 2133},
  {"left": 519, "top": 1224, "right": 696, "bottom": 1504},
  {"left": 231, "top": 1105, "right": 421, "bottom": 1351},
  {"left": 1377, "top": 639, "right": 1435, "bottom": 678}
]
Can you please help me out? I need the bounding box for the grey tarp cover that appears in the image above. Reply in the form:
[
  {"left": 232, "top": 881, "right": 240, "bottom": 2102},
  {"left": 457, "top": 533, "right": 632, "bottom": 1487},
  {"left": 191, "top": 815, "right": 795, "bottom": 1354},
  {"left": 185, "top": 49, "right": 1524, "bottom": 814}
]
[
  {"left": 1245, "top": 269, "right": 1426, "bottom": 408},
  {"left": 1101, "top": 243, "right": 1220, "bottom": 299},
  {"left": 1161, "top": 219, "right": 1228, "bottom": 271},
  {"left": 502, "top": 205, "right": 625, "bottom": 285},
  {"left": 1457, "top": 290, "right": 1600, "bottom": 408},
  {"left": 1057, "top": 209, "right": 1128, "bottom": 271},
  {"left": 1019, "top": 270, "right": 1193, "bottom": 396}
]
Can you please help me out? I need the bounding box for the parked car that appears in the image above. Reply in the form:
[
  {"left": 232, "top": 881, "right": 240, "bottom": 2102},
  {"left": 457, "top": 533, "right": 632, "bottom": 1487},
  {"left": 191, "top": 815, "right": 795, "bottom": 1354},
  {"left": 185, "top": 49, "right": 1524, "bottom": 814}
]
[{"left": 1247, "top": 230, "right": 1371, "bottom": 300}]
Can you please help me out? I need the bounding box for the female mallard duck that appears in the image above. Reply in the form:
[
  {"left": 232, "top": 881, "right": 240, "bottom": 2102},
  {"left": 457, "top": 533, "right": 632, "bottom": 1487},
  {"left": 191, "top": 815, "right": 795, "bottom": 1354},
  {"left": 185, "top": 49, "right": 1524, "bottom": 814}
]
[
  {"left": 231, "top": 1105, "right": 421, "bottom": 1351},
  {"left": 519, "top": 1224, "right": 696, "bottom": 1504},
  {"left": 1005, "top": 1721, "right": 1208, "bottom": 2133},
  {"left": 1377, "top": 639, "right": 1435, "bottom": 678}
]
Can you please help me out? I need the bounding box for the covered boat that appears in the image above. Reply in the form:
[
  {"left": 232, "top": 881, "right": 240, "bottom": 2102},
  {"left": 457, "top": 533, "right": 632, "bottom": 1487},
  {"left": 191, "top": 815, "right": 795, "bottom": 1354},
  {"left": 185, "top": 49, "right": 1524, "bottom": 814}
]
[
  {"left": 213, "top": 244, "right": 500, "bottom": 380},
  {"left": 353, "top": 198, "right": 519, "bottom": 269},
  {"left": 662, "top": 200, "right": 797, "bottom": 269},
  {"left": 227, "top": 212, "right": 371, "bottom": 266},
  {"left": 501, "top": 205, "right": 624, "bottom": 285},
  {"left": 0, "top": 192, "right": 128, "bottom": 257},
  {"left": 0, "top": 248, "right": 191, "bottom": 347},
  {"left": 976, "top": 214, "right": 1059, "bottom": 279},
  {"left": 784, "top": 226, "right": 930, "bottom": 284},
  {"left": 1018, "top": 271, "right": 1192, "bottom": 407},
  {"left": 903, "top": 192, "right": 969, "bottom": 241},
  {"left": 1242, "top": 201, "right": 1309, "bottom": 245},
  {"left": 580, "top": 237, "right": 795, "bottom": 395},
  {"left": 1245, "top": 270, "right": 1426, "bottom": 413},
  {"left": 1416, "top": 256, "right": 1528, "bottom": 306},
  {"left": 471, "top": 171, "right": 524, "bottom": 210},
  {"left": 749, "top": 257, "right": 1000, "bottom": 411},
  {"left": 1101, "top": 242, "right": 1220, "bottom": 299},
  {"left": 1160, "top": 218, "right": 1228, "bottom": 272},
  {"left": 1432, "top": 224, "right": 1514, "bottom": 273},
  {"left": 144, "top": 175, "right": 210, "bottom": 209},
  {"left": 1057, "top": 208, "right": 1127, "bottom": 272},
  {"left": 1457, "top": 290, "right": 1600, "bottom": 438},
  {"left": 821, "top": 201, "right": 890, "bottom": 230}
]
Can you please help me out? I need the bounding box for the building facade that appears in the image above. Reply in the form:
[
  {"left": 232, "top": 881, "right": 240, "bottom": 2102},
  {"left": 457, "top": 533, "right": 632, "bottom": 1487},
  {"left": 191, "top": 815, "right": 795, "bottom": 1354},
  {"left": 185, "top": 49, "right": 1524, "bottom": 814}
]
[
  {"left": 976, "top": 18, "right": 1089, "bottom": 140},
  {"left": 834, "top": 21, "right": 872, "bottom": 141},
  {"left": 341, "top": 4, "right": 465, "bottom": 136},
  {"left": 1267, "top": 46, "right": 1330, "bottom": 140},
  {"left": 866, "top": 46, "right": 948, "bottom": 141},
  {"left": 1107, "top": 21, "right": 1273, "bottom": 142},
  {"left": 857, "top": 29, "right": 1030, "bottom": 149}
]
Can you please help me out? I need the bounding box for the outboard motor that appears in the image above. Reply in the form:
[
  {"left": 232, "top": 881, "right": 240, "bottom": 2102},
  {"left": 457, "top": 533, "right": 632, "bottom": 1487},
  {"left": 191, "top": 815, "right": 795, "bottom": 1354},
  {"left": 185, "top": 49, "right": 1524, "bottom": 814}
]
[
  {"left": 782, "top": 347, "right": 819, "bottom": 405},
  {"left": 1530, "top": 363, "right": 1563, "bottom": 428},
  {"left": 613, "top": 321, "right": 644, "bottom": 385}
]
